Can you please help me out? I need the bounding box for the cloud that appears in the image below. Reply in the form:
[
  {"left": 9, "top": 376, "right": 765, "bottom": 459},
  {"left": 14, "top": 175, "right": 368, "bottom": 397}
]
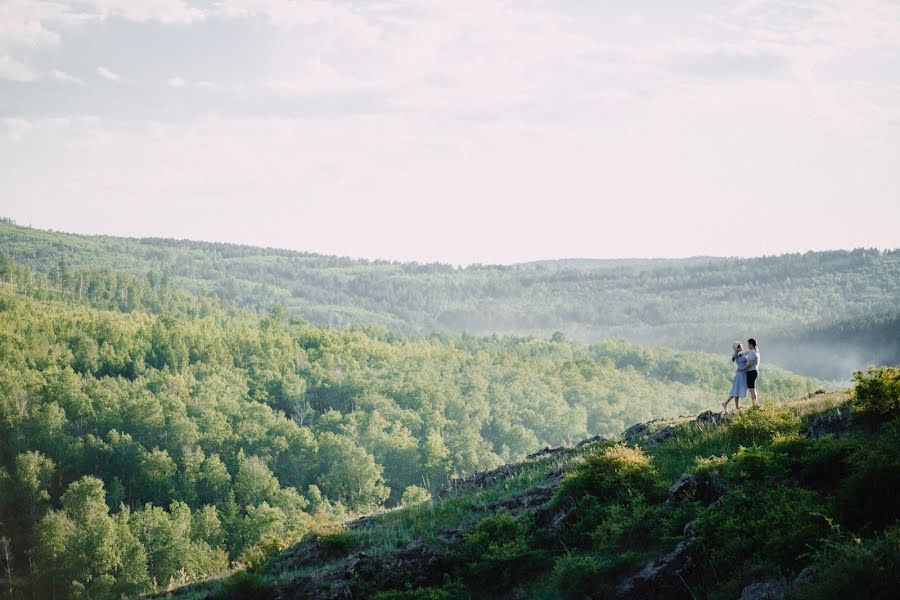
[
  {"left": 0, "top": 54, "right": 38, "bottom": 81},
  {"left": 96, "top": 65, "right": 119, "bottom": 81},
  {"left": 669, "top": 48, "right": 791, "bottom": 79},
  {"left": 167, "top": 76, "right": 186, "bottom": 87},
  {"left": 53, "top": 68, "right": 83, "bottom": 84},
  {"left": 82, "top": 0, "right": 206, "bottom": 25},
  {"left": 2, "top": 117, "right": 33, "bottom": 140}
]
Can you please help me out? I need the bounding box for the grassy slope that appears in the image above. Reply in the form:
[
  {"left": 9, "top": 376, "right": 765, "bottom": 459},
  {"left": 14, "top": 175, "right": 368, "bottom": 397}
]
[{"left": 166, "top": 386, "right": 900, "bottom": 599}]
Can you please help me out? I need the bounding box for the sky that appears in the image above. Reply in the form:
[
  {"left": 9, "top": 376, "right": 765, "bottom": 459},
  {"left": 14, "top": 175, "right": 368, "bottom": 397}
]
[{"left": 1, "top": 1, "right": 899, "bottom": 265}]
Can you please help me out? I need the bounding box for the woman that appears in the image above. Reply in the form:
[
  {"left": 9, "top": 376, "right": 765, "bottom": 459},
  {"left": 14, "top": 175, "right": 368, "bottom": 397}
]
[{"left": 723, "top": 341, "right": 748, "bottom": 412}]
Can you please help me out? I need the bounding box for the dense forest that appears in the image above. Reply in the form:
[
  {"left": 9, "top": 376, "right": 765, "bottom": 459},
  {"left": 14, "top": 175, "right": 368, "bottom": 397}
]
[
  {"left": 184, "top": 373, "right": 899, "bottom": 600},
  {"left": 1, "top": 220, "right": 898, "bottom": 378},
  {"left": 0, "top": 256, "right": 820, "bottom": 598}
]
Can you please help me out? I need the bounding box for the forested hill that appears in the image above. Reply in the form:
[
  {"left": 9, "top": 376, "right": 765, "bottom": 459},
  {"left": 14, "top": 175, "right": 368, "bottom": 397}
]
[
  {"left": 0, "top": 262, "right": 821, "bottom": 598},
  {"left": 2, "top": 219, "right": 899, "bottom": 378}
]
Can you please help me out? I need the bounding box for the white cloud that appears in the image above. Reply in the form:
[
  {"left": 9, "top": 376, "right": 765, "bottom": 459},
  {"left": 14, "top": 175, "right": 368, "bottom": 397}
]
[
  {"left": 0, "top": 54, "right": 38, "bottom": 81},
  {"left": 83, "top": 0, "right": 206, "bottom": 25},
  {"left": 167, "top": 76, "right": 186, "bottom": 87},
  {"left": 52, "top": 68, "right": 83, "bottom": 83},
  {"left": 96, "top": 65, "right": 119, "bottom": 81},
  {"left": 2, "top": 118, "right": 33, "bottom": 141}
]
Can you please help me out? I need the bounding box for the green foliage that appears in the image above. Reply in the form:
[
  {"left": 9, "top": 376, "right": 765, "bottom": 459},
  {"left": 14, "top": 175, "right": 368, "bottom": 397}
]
[
  {"left": 549, "top": 551, "right": 636, "bottom": 599},
  {"left": 726, "top": 402, "right": 802, "bottom": 445},
  {"left": 788, "top": 524, "right": 900, "bottom": 600},
  {"left": 559, "top": 444, "right": 664, "bottom": 504},
  {"left": 454, "top": 510, "right": 544, "bottom": 592},
  {"left": 401, "top": 485, "right": 431, "bottom": 506},
  {"left": 853, "top": 366, "right": 900, "bottom": 417},
  {"left": 213, "top": 571, "right": 274, "bottom": 600},
  {"left": 837, "top": 420, "right": 900, "bottom": 531},
  {"left": 373, "top": 579, "right": 469, "bottom": 600}
]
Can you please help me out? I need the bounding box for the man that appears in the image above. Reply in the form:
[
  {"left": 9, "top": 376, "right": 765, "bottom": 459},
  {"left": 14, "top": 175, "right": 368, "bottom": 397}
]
[{"left": 744, "top": 338, "right": 760, "bottom": 407}]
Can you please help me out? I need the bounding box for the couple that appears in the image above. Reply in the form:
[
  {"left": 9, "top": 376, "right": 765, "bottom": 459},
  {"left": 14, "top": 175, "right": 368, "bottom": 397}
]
[{"left": 723, "top": 338, "right": 760, "bottom": 412}]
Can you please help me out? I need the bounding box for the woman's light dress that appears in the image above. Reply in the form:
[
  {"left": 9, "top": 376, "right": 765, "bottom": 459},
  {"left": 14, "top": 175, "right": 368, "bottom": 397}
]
[{"left": 730, "top": 352, "right": 749, "bottom": 398}]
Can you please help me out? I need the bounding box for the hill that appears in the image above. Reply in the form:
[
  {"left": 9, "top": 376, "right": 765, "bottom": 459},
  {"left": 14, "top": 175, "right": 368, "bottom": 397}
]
[
  {"left": 163, "top": 374, "right": 900, "bottom": 600},
  {"left": 0, "top": 261, "right": 823, "bottom": 598},
  {"left": 2, "top": 220, "right": 899, "bottom": 378}
]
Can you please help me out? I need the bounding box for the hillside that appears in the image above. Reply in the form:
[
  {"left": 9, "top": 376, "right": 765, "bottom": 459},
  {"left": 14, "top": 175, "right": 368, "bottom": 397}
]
[
  {"left": 2, "top": 220, "right": 899, "bottom": 378},
  {"left": 0, "top": 261, "right": 824, "bottom": 599},
  {"left": 164, "top": 375, "right": 900, "bottom": 600}
]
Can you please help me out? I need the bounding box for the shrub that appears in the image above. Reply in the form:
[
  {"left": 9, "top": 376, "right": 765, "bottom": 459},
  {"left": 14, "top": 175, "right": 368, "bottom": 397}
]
[
  {"left": 401, "top": 485, "right": 431, "bottom": 506},
  {"left": 797, "top": 435, "right": 856, "bottom": 490},
  {"left": 727, "top": 403, "right": 801, "bottom": 445},
  {"left": 695, "top": 486, "right": 831, "bottom": 588},
  {"left": 550, "top": 552, "right": 636, "bottom": 599},
  {"left": 453, "top": 510, "right": 543, "bottom": 592},
  {"left": 212, "top": 571, "right": 273, "bottom": 600},
  {"left": 789, "top": 525, "right": 900, "bottom": 600},
  {"left": 559, "top": 444, "right": 663, "bottom": 502},
  {"left": 373, "top": 578, "right": 469, "bottom": 600},
  {"left": 853, "top": 366, "right": 900, "bottom": 418},
  {"left": 722, "top": 445, "right": 789, "bottom": 483},
  {"left": 838, "top": 420, "right": 900, "bottom": 531}
]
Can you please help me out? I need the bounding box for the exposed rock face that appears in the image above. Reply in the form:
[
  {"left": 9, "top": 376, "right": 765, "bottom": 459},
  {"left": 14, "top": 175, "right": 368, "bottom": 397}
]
[
  {"left": 275, "top": 541, "right": 448, "bottom": 600},
  {"left": 695, "top": 410, "right": 733, "bottom": 427},
  {"left": 791, "top": 565, "right": 818, "bottom": 591},
  {"left": 739, "top": 579, "right": 786, "bottom": 600},
  {"left": 646, "top": 425, "right": 677, "bottom": 445},
  {"left": 668, "top": 473, "right": 722, "bottom": 505},
  {"left": 803, "top": 406, "right": 854, "bottom": 439},
  {"left": 615, "top": 539, "right": 698, "bottom": 600}
]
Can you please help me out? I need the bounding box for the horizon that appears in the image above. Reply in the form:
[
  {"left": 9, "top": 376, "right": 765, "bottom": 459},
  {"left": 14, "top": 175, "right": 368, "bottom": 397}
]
[{"left": 2, "top": 216, "right": 897, "bottom": 268}]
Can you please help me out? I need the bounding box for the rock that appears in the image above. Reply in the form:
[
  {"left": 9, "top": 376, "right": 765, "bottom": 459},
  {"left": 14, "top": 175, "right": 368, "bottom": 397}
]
[
  {"left": 682, "top": 518, "right": 699, "bottom": 537},
  {"left": 668, "top": 473, "right": 722, "bottom": 505},
  {"left": 803, "top": 407, "right": 853, "bottom": 439},
  {"left": 486, "top": 485, "right": 554, "bottom": 515},
  {"left": 646, "top": 425, "right": 677, "bottom": 445},
  {"left": 622, "top": 421, "right": 652, "bottom": 441},
  {"left": 575, "top": 434, "right": 607, "bottom": 448},
  {"left": 526, "top": 445, "right": 567, "bottom": 460},
  {"left": 739, "top": 579, "right": 785, "bottom": 600},
  {"left": 791, "top": 566, "right": 818, "bottom": 590},
  {"left": 616, "top": 539, "right": 697, "bottom": 599},
  {"left": 534, "top": 494, "right": 575, "bottom": 537}
]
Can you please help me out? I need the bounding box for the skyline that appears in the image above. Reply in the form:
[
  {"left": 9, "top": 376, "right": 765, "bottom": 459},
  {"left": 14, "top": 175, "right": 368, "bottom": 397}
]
[{"left": 2, "top": 1, "right": 900, "bottom": 264}]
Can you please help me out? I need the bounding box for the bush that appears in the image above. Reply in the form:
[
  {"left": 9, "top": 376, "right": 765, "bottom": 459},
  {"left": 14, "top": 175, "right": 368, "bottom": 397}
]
[
  {"left": 838, "top": 420, "right": 900, "bottom": 531},
  {"left": 722, "top": 445, "right": 790, "bottom": 483},
  {"left": 853, "top": 366, "right": 900, "bottom": 418},
  {"left": 401, "top": 485, "right": 431, "bottom": 506},
  {"left": 789, "top": 525, "right": 900, "bottom": 600},
  {"left": 373, "top": 578, "right": 469, "bottom": 600},
  {"left": 559, "top": 444, "right": 663, "bottom": 502},
  {"left": 695, "top": 486, "right": 831, "bottom": 588},
  {"left": 727, "top": 403, "right": 801, "bottom": 445},
  {"left": 550, "top": 552, "right": 636, "bottom": 599},
  {"left": 213, "top": 571, "right": 273, "bottom": 600},
  {"left": 453, "top": 510, "right": 543, "bottom": 592}
]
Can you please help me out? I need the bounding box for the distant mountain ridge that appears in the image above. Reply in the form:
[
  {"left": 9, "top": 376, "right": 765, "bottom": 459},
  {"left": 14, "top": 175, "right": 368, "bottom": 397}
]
[{"left": 2, "top": 219, "right": 898, "bottom": 378}]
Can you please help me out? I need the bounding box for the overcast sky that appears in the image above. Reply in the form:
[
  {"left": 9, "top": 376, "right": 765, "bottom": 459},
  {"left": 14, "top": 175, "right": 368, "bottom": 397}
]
[{"left": 1, "top": 1, "right": 899, "bottom": 264}]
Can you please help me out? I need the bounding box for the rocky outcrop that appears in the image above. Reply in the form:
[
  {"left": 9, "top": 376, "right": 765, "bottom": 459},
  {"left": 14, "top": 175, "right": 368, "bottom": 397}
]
[
  {"left": 668, "top": 473, "right": 722, "bottom": 505},
  {"left": 275, "top": 541, "right": 448, "bottom": 600},
  {"left": 739, "top": 579, "right": 785, "bottom": 600},
  {"left": 803, "top": 405, "right": 854, "bottom": 439},
  {"left": 615, "top": 539, "right": 698, "bottom": 600}
]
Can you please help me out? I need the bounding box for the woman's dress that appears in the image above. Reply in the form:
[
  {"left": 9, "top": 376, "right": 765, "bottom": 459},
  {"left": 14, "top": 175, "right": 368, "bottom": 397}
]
[{"left": 730, "top": 352, "right": 748, "bottom": 397}]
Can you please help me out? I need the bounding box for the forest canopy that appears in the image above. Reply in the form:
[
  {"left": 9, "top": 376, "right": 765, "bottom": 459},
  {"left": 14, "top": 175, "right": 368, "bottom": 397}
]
[
  {"left": 0, "top": 258, "right": 821, "bottom": 597},
  {"left": 1, "top": 220, "right": 897, "bottom": 378}
]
